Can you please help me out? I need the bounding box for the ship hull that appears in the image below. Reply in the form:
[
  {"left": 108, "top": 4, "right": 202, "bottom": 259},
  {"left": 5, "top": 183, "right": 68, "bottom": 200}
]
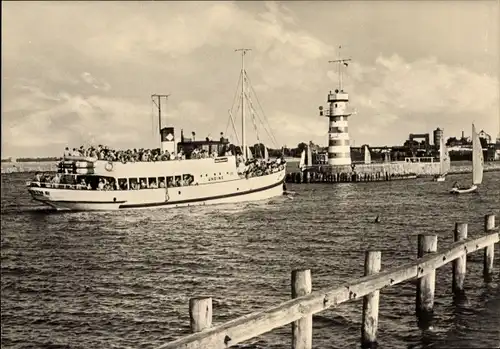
[{"left": 28, "top": 169, "right": 286, "bottom": 211}]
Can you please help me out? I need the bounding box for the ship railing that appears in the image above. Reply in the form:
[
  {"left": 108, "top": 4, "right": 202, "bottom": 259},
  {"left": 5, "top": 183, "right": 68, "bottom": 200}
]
[{"left": 26, "top": 181, "right": 88, "bottom": 190}]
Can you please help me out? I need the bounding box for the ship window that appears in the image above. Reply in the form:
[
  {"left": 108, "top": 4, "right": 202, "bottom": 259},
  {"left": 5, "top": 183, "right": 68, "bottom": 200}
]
[
  {"left": 76, "top": 175, "right": 116, "bottom": 190},
  {"left": 139, "top": 177, "right": 147, "bottom": 189},
  {"left": 158, "top": 177, "right": 166, "bottom": 188},
  {"left": 129, "top": 178, "right": 139, "bottom": 190},
  {"left": 335, "top": 103, "right": 338, "bottom": 107},
  {"left": 118, "top": 178, "right": 128, "bottom": 190},
  {"left": 183, "top": 174, "right": 194, "bottom": 185},
  {"left": 174, "top": 175, "right": 182, "bottom": 187},
  {"left": 166, "top": 176, "right": 173, "bottom": 187},
  {"left": 148, "top": 177, "right": 158, "bottom": 188}
]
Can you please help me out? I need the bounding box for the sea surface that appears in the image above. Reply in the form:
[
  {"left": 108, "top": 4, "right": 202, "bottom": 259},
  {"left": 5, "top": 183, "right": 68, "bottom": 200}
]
[{"left": 1, "top": 171, "right": 499, "bottom": 349}]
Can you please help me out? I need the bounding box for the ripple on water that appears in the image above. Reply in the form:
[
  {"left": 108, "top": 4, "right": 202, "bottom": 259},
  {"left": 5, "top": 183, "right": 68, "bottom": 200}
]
[{"left": 1, "top": 171, "right": 500, "bottom": 349}]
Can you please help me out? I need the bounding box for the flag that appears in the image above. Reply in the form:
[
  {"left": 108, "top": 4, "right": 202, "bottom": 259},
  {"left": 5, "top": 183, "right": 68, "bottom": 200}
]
[{"left": 161, "top": 127, "right": 175, "bottom": 142}]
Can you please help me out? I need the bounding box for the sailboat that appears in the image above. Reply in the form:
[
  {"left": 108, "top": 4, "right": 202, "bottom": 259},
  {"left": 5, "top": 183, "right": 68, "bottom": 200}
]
[
  {"left": 450, "top": 124, "right": 484, "bottom": 194},
  {"left": 26, "top": 49, "right": 286, "bottom": 211},
  {"left": 307, "top": 144, "right": 313, "bottom": 168},
  {"left": 298, "top": 144, "right": 313, "bottom": 171},
  {"left": 299, "top": 148, "right": 306, "bottom": 171},
  {"left": 364, "top": 145, "right": 371, "bottom": 164},
  {"left": 434, "top": 135, "right": 448, "bottom": 182}
]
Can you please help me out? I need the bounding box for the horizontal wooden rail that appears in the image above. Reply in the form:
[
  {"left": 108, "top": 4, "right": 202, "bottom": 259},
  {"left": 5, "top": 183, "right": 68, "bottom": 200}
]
[
  {"left": 157, "top": 227, "right": 498, "bottom": 349},
  {"left": 157, "top": 215, "right": 498, "bottom": 349}
]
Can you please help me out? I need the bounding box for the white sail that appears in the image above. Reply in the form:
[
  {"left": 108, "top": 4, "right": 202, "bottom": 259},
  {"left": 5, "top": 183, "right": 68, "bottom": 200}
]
[
  {"left": 364, "top": 145, "right": 371, "bottom": 164},
  {"left": 299, "top": 149, "right": 306, "bottom": 170},
  {"left": 472, "top": 123, "right": 484, "bottom": 185},
  {"left": 306, "top": 144, "right": 313, "bottom": 167},
  {"left": 264, "top": 146, "right": 269, "bottom": 161},
  {"left": 439, "top": 136, "right": 448, "bottom": 174},
  {"left": 443, "top": 141, "right": 450, "bottom": 173}
]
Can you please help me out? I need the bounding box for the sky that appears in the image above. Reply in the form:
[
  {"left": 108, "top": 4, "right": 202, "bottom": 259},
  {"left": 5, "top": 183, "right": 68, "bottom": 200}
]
[{"left": 2, "top": 0, "right": 499, "bottom": 158}]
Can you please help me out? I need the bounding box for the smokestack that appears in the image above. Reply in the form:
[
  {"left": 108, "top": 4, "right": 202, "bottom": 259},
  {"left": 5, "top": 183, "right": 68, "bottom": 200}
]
[{"left": 461, "top": 130, "right": 464, "bottom": 139}]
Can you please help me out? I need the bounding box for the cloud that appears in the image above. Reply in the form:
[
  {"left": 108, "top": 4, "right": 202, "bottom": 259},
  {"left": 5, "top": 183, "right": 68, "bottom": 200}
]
[
  {"left": 2, "top": 81, "right": 152, "bottom": 153},
  {"left": 2, "top": 1, "right": 339, "bottom": 157},
  {"left": 1, "top": 1, "right": 498, "bottom": 157},
  {"left": 328, "top": 54, "right": 499, "bottom": 145},
  {"left": 81, "top": 72, "right": 111, "bottom": 91}
]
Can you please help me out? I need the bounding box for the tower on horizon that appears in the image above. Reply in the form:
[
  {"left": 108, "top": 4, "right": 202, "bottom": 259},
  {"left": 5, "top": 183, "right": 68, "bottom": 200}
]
[{"left": 321, "top": 47, "right": 352, "bottom": 166}]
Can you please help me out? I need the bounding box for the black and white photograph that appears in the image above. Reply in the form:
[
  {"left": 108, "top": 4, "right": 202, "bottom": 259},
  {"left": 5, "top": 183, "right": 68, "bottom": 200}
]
[{"left": 1, "top": 1, "right": 500, "bottom": 348}]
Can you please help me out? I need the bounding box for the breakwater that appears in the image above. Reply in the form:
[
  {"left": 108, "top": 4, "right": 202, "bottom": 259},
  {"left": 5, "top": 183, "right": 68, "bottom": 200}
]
[
  {"left": 285, "top": 170, "right": 417, "bottom": 184},
  {"left": 285, "top": 160, "right": 500, "bottom": 183}
]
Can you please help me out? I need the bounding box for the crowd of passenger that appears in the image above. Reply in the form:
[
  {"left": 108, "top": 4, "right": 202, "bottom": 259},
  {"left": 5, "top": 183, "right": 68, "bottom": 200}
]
[
  {"left": 30, "top": 158, "right": 285, "bottom": 191},
  {"left": 63, "top": 144, "right": 234, "bottom": 163},
  {"left": 237, "top": 155, "right": 286, "bottom": 178},
  {"left": 30, "top": 173, "right": 196, "bottom": 191},
  {"left": 30, "top": 173, "right": 80, "bottom": 189},
  {"left": 30, "top": 144, "right": 286, "bottom": 191}
]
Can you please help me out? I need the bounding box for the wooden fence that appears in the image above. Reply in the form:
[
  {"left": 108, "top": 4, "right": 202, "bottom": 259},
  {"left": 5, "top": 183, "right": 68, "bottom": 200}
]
[{"left": 156, "top": 214, "right": 499, "bottom": 349}]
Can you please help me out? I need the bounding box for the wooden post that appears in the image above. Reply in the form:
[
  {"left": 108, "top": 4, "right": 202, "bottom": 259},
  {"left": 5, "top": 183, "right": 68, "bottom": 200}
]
[
  {"left": 291, "top": 269, "right": 312, "bottom": 349},
  {"left": 361, "top": 251, "right": 381, "bottom": 348},
  {"left": 189, "top": 297, "right": 212, "bottom": 333},
  {"left": 452, "top": 223, "right": 467, "bottom": 295},
  {"left": 416, "top": 234, "right": 437, "bottom": 321},
  {"left": 484, "top": 214, "right": 495, "bottom": 280}
]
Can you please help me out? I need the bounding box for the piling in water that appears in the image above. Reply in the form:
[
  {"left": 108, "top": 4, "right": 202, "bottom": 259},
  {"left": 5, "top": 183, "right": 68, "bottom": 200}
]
[
  {"left": 416, "top": 234, "right": 437, "bottom": 328},
  {"left": 452, "top": 223, "right": 467, "bottom": 298},
  {"left": 291, "top": 269, "right": 312, "bottom": 349},
  {"left": 361, "top": 251, "right": 381, "bottom": 349}
]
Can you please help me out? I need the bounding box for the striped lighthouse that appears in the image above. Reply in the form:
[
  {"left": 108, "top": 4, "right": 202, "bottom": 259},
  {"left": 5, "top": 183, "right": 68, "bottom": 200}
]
[
  {"left": 325, "top": 89, "right": 351, "bottom": 166},
  {"left": 322, "top": 50, "right": 352, "bottom": 166}
]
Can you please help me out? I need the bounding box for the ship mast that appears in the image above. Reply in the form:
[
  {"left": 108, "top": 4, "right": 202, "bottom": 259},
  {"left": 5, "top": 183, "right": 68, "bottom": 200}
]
[
  {"left": 235, "top": 48, "right": 251, "bottom": 159},
  {"left": 328, "top": 45, "right": 351, "bottom": 91},
  {"left": 151, "top": 94, "right": 170, "bottom": 146}
]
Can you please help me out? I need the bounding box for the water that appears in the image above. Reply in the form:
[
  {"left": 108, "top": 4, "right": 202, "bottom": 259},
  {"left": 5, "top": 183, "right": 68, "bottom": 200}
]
[{"left": 1, "top": 171, "right": 499, "bottom": 349}]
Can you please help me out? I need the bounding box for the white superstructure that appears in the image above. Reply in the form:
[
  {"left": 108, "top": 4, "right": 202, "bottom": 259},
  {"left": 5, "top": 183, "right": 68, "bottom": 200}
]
[{"left": 28, "top": 155, "right": 285, "bottom": 211}]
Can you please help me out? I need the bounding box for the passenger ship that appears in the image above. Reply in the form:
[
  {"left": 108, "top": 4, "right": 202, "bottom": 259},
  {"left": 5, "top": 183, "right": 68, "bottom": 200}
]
[{"left": 27, "top": 50, "right": 287, "bottom": 211}]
